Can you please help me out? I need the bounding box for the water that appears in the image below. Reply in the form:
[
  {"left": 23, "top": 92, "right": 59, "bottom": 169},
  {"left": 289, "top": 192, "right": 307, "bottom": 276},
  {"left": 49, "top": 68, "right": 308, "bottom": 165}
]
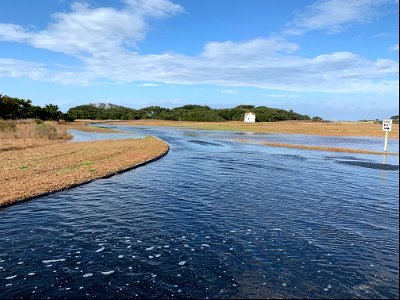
[{"left": 1, "top": 125, "right": 399, "bottom": 299}]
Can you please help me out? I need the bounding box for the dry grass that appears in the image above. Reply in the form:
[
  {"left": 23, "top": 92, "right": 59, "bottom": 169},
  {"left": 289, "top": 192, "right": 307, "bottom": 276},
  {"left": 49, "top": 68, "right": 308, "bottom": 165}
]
[
  {"left": 112, "top": 120, "right": 399, "bottom": 138},
  {"left": 0, "top": 136, "right": 169, "bottom": 207},
  {"left": 235, "top": 139, "right": 398, "bottom": 155},
  {"left": 0, "top": 120, "right": 71, "bottom": 151},
  {"left": 59, "top": 119, "right": 122, "bottom": 133}
]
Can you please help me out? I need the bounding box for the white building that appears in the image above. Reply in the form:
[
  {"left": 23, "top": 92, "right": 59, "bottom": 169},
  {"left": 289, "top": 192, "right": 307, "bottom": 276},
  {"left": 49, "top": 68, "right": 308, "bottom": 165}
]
[{"left": 244, "top": 112, "right": 256, "bottom": 122}]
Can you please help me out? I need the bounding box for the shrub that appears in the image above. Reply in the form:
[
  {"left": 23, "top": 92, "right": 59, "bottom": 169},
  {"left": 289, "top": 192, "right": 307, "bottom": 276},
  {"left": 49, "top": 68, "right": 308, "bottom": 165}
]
[
  {"left": 35, "top": 123, "right": 58, "bottom": 139},
  {"left": 0, "top": 120, "right": 16, "bottom": 132}
]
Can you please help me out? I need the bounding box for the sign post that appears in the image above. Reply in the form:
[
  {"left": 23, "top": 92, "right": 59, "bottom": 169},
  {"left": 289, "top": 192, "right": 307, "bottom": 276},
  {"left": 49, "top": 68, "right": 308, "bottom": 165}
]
[{"left": 382, "top": 119, "right": 392, "bottom": 153}]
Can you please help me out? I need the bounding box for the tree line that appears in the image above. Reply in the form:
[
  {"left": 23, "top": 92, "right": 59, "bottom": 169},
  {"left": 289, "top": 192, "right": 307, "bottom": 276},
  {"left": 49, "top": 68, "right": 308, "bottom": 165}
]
[
  {"left": 0, "top": 94, "right": 71, "bottom": 121},
  {"left": 67, "top": 103, "right": 312, "bottom": 122},
  {"left": 1, "top": 94, "right": 315, "bottom": 122}
]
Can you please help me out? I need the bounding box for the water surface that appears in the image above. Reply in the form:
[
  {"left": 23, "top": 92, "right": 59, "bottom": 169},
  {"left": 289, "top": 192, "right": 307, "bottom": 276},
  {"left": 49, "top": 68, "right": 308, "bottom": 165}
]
[{"left": 1, "top": 125, "right": 398, "bottom": 298}]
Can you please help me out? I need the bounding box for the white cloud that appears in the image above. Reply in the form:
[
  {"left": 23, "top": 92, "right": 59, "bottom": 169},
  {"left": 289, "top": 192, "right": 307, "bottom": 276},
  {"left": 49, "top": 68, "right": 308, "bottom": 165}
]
[
  {"left": 0, "top": 1, "right": 398, "bottom": 96},
  {"left": 0, "top": 0, "right": 183, "bottom": 56},
  {"left": 220, "top": 89, "right": 239, "bottom": 94},
  {"left": 137, "top": 82, "right": 159, "bottom": 86},
  {"left": 2, "top": 48, "right": 397, "bottom": 94},
  {"left": 0, "top": 24, "right": 33, "bottom": 42},
  {"left": 285, "top": 0, "right": 397, "bottom": 35},
  {"left": 389, "top": 44, "right": 399, "bottom": 51},
  {"left": 0, "top": 58, "right": 48, "bottom": 80},
  {"left": 202, "top": 38, "right": 299, "bottom": 59}
]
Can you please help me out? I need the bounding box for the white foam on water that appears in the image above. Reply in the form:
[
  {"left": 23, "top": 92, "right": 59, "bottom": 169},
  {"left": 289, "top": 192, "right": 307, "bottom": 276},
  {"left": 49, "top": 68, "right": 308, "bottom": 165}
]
[
  {"left": 83, "top": 273, "right": 93, "bottom": 277},
  {"left": 42, "top": 259, "right": 66, "bottom": 264},
  {"left": 201, "top": 244, "right": 210, "bottom": 247},
  {"left": 155, "top": 254, "right": 161, "bottom": 258},
  {"left": 96, "top": 247, "right": 105, "bottom": 253},
  {"left": 149, "top": 256, "right": 154, "bottom": 259},
  {"left": 127, "top": 246, "right": 131, "bottom": 249},
  {"left": 137, "top": 240, "right": 142, "bottom": 243},
  {"left": 101, "top": 271, "right": 114, "bottom": 275},
  {"left": 178, "top": 261, "right": 186, "bottom": 266},
  {"left": 164, "top": 245, "right": 170, "bottom": 248},
  {"left": 6, "top": 275, "right": 17, "bottom": 280},
  {"left": 6, "top": 283, "right": 12, "bottom": 287},
  {"left": 205, "top": 236, "right": 210, "bottom": 239},
  {"left": 28, "top": 273, "right": 35, "bottom": 276},
  {"left": 17, "top": 262, "right": 24, "bottom": 265},
  {"left": 146, "top": 247, "right": 154, "bottom": 251},
  {"left": 118, "top": 255, "right": 124, "bottom": 259}
]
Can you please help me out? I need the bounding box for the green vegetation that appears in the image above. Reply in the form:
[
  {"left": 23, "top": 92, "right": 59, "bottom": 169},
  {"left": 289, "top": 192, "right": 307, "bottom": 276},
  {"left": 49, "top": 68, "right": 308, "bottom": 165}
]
[
  {"left": 0, "top": 94, "right": 69, "bottom": 121},
  {"left": 1, "top": 93, "right": 311, "bottom": 122},
  {"left": 67, "top": 103, "right": 311, "bottom": 122}
]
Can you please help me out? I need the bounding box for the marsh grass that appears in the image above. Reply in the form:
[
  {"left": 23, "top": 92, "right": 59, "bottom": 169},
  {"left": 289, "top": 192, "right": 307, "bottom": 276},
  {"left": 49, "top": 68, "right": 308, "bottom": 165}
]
[
  {"left": 0, "top": 136, "right": 169, "bottom": 206},
  {"left": 0, "top": 120, "right": 71, "bottom": 151},
  {"left": 113, "top": 120, "right": 399, "bottom": 138}
]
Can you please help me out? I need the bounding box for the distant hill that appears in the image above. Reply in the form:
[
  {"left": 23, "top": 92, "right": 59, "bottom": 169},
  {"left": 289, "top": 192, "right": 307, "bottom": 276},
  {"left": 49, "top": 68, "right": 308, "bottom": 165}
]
[{"left": 67, "top": 103, "right": 311, "bottom": 122}]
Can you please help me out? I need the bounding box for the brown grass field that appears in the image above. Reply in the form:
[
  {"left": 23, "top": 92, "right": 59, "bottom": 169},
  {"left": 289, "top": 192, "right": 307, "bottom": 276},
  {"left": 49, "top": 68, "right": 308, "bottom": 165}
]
[
  {"left": 0, "top": 120, "right": 169, "bottom": 207},
  {"left": 112, "top": 119, "right": 398, "bottom": 155},
  {"left": 111, "top": 119, "right": 399, "bottom": 138},
  {"left": 235, "top": 139, "right": 398, "bottom": 155},
  {"left": 60, "top": 119, "right": 123, "bottom": 133}
]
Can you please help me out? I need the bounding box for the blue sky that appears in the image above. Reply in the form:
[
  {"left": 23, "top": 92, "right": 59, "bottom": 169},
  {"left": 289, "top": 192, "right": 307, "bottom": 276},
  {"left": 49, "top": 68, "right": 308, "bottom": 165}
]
[{"left": 0, "top": 0, "right": 398, "bottom": 120}]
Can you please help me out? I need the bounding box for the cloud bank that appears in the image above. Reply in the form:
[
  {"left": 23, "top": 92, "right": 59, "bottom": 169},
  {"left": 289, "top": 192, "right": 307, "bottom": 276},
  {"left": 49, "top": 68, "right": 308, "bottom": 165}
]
[{"left": 0, "top": 0, "right": 398, "bottom": 95}]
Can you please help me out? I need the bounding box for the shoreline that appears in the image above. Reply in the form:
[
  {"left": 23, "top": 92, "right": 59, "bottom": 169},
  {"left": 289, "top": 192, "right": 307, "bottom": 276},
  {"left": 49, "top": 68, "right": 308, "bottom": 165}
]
[
  {"left": 106, "top": 120, "right": 399, "bottom": 155},
  {"left": 109, "top": 120, "right": 399, "bottom": 138},
  {"left": 0, "top": 136, "right": 169, "bottom": 208},
  {"left": 235, "top": 139, "right": 398, "bottom": 155}
]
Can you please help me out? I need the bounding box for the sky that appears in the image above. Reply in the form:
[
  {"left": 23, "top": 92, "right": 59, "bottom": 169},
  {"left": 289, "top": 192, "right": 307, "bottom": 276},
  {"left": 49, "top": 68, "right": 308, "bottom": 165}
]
[{"left": 0, "top": 0, "right": 398, "bottom": 120}]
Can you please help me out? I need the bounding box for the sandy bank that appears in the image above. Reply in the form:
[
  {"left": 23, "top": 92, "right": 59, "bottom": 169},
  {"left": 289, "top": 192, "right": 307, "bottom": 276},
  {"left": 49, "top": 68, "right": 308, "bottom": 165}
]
[{"left": 0, "top": 136, "right": 169, "bottom": 207}]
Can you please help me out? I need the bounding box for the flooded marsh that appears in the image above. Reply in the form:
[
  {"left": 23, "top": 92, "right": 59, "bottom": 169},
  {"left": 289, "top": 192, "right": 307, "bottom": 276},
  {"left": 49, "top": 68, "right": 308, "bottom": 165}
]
[{"left": 0, "top": 125, "right": 398, "bottom": 298}]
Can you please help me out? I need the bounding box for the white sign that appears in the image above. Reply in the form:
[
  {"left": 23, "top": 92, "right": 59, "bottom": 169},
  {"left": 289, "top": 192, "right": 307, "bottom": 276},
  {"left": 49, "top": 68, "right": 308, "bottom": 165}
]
[{"left": 382, "top": 119, "right": 392, "bottom": 132}]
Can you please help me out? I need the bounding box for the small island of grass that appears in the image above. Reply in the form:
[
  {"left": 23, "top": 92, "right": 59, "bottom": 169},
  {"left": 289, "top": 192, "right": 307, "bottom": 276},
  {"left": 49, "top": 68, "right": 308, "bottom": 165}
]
[{"left": 0, "top": 120, "right": 169, "bottom": 207}]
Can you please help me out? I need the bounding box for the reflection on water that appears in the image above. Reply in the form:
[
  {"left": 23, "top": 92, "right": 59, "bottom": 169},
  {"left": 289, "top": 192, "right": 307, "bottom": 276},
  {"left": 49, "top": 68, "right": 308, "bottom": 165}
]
[
  {"left": 1, "top": 125, "right": 399, "bottom": 299},
  {"left": 336, "top": 160, "right": 399, "bottom": 170}
]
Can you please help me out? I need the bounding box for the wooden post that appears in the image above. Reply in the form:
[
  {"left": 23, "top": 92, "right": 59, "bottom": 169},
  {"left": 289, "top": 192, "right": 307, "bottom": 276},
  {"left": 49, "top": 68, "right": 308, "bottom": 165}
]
[
  {"left": 382, "top": 119, "right": 392, "bottom": 153},
  {"left": 384, "top": 131, "right": 389, "bottom": 153}
]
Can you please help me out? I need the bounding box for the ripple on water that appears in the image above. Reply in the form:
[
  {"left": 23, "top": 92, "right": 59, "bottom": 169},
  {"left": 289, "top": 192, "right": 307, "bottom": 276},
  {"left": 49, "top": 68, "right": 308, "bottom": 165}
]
[{"left": 0, "top": 126, "right": 398, "bottom": 299}]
